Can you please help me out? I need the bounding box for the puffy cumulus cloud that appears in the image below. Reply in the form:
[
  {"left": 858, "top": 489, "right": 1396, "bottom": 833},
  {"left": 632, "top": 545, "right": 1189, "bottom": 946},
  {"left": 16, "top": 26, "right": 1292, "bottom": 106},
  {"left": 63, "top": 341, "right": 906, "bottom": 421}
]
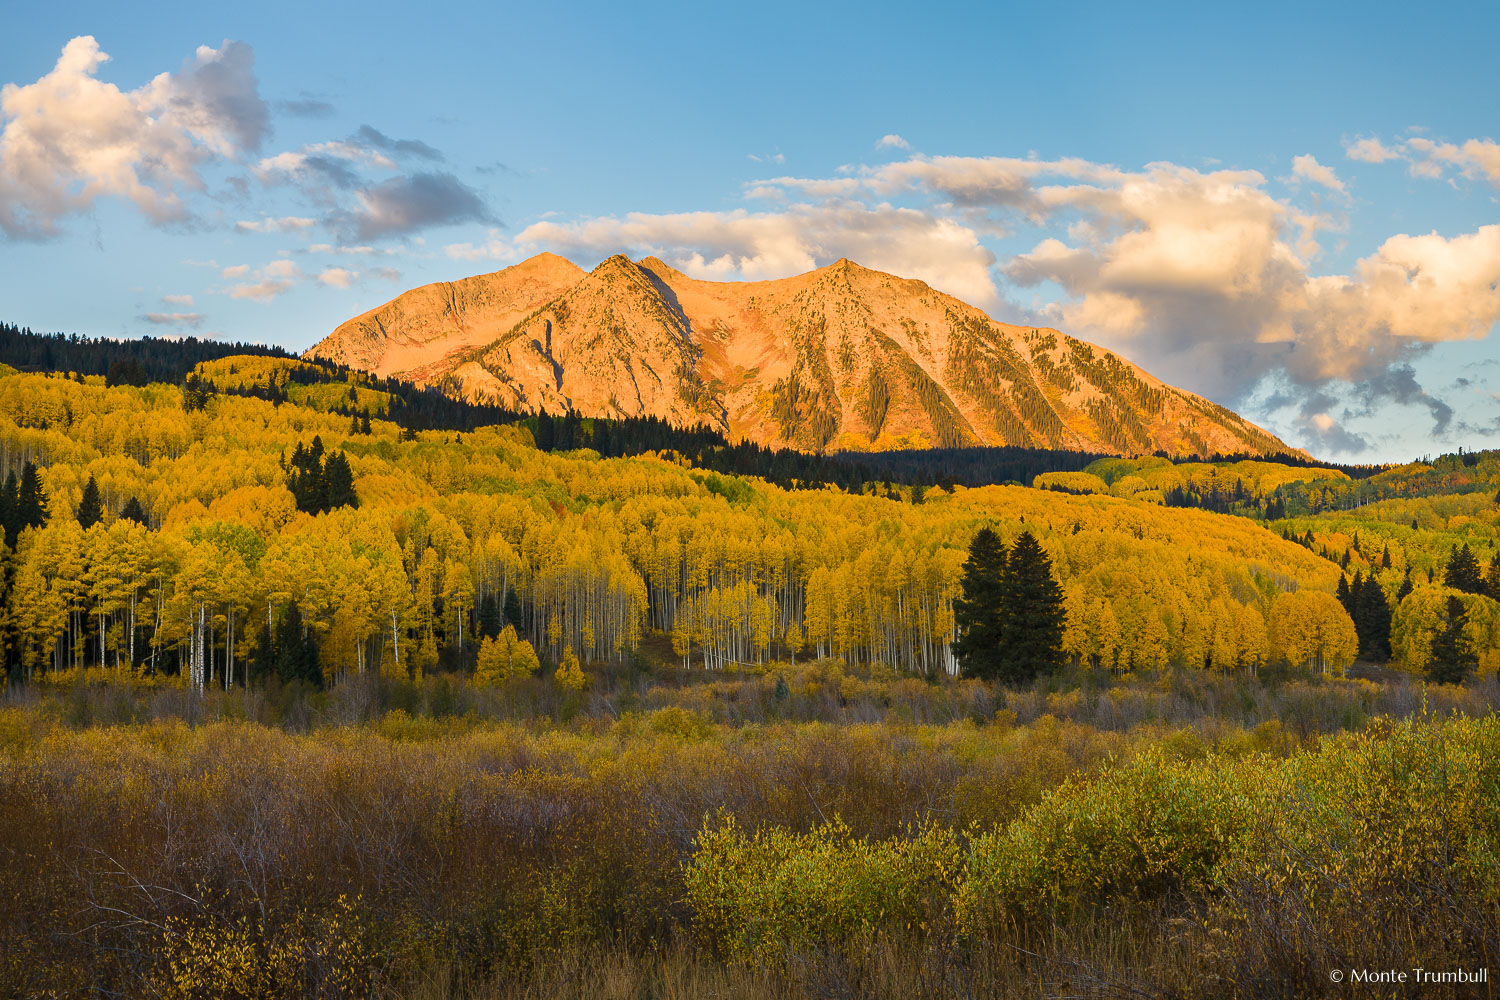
[
  {"left": 1404, "top": 136, "right": 1500, "bottom": 186},
  {"left": 1345, "top": 136, "right": 1399, "bottom": 163},
  {"left": 225, "top": 259, "right": 301, "bottom": 302},
  {"left": 141, "top": 311, "right": 205, "bottom": 328},
  {"left": 1343, "top": 134, "right": 1500, "bottom": 187},
  {"left": 858, "top": 155, "right": 1126, "bottom": 212},
  {"left": 0, "top": 36, "right": 267, "bottom": 239},
  {"left": 876, "top": 134, "right": 911, "bottom": 150},
  {"left": 1297, "top": 410, "right": 1372, "bottom": 456},
  {"left": 333, "top": 172, "right": 491, "bottom": 241},
  {"left": 506, "top": 201, "right": 1000, "bottom": 308},
  {"left": 316, "top": 266, "right": 356, "bottom": 288},
  {"left": 827, "top": 153, "right": 1496, "bottom": 435},
  {"left": 252, "top": 127, "right": 462, "bottom": 239},
  {"left": 1290, "top": 154, "right": 1346, "bottom": 193},
  {"left": 926, "top": 159, "right": 1498, "bottom": 423},
  {"left": 1271, "top": 226, "right": 1500, "bottom": 385}
]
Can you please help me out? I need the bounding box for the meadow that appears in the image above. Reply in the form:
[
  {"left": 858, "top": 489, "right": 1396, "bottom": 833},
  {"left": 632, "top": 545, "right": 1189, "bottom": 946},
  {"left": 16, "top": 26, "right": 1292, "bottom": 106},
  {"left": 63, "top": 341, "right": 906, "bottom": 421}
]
[{"left": 2, "top": 663, "right": 1498, "bottom": 999}]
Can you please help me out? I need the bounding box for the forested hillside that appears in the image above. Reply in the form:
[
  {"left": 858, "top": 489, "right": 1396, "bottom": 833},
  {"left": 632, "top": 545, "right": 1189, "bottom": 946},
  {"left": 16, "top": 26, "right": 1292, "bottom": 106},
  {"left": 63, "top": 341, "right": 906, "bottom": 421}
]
[{"left": 4, "top": 354, "right": 1497, "bottom": 685}]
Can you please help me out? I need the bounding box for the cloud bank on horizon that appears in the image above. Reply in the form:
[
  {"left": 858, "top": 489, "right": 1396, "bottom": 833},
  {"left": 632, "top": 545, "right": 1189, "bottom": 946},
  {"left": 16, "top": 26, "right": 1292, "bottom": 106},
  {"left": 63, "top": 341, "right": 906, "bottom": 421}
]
[{"left": 1, "top": 33, "right": 1497, "bottom": 461}]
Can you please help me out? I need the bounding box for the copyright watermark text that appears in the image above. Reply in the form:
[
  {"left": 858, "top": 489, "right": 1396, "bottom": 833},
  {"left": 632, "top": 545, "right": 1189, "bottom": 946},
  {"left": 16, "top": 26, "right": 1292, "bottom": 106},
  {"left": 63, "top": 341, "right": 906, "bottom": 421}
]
[{"left": 1331, "top": 967, "right": 1489, "bottom": 986}]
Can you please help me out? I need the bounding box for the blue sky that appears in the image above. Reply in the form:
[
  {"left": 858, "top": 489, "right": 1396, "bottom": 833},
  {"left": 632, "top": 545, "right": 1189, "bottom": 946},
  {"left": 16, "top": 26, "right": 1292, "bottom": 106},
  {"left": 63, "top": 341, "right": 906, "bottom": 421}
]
[{"left": 3, "top": 0, "right": 1498, "bottom": 461}]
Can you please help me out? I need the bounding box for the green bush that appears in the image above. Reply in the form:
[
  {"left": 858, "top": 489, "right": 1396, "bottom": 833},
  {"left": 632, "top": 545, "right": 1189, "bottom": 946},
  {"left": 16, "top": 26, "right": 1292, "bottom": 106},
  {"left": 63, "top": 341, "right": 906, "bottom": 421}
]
[{"left": 685, "top": 815, "right": 960, "bottom": 959}]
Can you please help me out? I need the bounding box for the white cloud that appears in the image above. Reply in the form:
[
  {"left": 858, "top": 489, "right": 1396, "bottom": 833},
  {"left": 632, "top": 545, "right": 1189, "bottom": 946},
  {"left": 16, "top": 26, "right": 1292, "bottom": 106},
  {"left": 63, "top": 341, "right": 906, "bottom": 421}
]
[
  {"left": 225, "top": 259, "right": 301, "bottom": 302},
  {"left": 221, "top": 263, "right": 250, "bottom": 278},
  {"left": 1404, "top": 136, "right": 1500, "bottom": 187},
  {"left": 1345, "top": 136, "right": 1399, "bottom": 163},
  {"left": 1290, "top": 154, "right": 1346, "bottom": 193},
  {"left": 317, "top": 266, "right": 355, "bottom": 288},
  {"left": 0, "top": 35, "right": 266, "bottom": 239},
  {"left": 235, "top": 215, "right": 316, "bottom": 233},
  {"left": 877, "top": 134, "right": 911, "bottom": 150},
  {"left": 1342, "top": 134, "right": 1500, "bottom": 188},
  {"left": 509, "top": 200, "right": 1000, "bottom": 308},
  {"left": 161, "top": 293, "right": 194, "bottom": 306}
]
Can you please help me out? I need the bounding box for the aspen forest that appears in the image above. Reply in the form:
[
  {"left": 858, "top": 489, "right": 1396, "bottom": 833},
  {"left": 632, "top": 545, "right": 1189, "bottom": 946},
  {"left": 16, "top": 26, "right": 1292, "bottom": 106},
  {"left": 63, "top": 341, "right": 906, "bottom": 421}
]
[{"left": 3, "top": 350, "right": 1500, "bottom": 999}]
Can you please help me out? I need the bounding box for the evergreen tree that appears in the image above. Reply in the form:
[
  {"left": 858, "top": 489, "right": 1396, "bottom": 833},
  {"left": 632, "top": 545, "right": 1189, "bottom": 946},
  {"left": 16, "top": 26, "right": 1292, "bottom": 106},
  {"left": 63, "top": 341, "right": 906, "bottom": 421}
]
[
  {"left": 323, "top": 451, "right": 359, "bottom": 510},
  {"left": 1445, "top": 543, "right": 1484, "bottom": 594},
  {"left": 76, "top": 475, "right": 103, "bottom": 530},
  {"left": 273, "top": 602, "right": 322, "bottom": 686},
  {"left": 1381, "top": 543, "right": 1392, "bottom": 569},
  {"left": 252, "top": 620, "right": 275, "bottom": 681},
  {"left": 0, "top": 469, "right": 17, "bottom": 546},
  {"left": 360, "top": 410, "right": 372, "bottom": 435},
  {"left": 1428, "top": 595, "right": 1476, "bottom": 684},
  {"left": 1353, "top": 576, "right": 1392, "bottom": 662},
  {"left": 15, "top": 462, "right": 47, "bottom": 534},
  {"left": 1336, "top": 574, "right": 1352, "bottom": 614},
  {"left": 477, "top": 592, "right": 502, "bottom": 640},
  {"left": 503, "top": 586, "right": 523, "bottom": 629},
  {"left": 119, "top": 495, "right": 148, "bottom": 526},
  {"left": 1485, "top": 554, "right": 1500, "bottom": 600},
  {"left": 996, "top": 530, "right": 1067, "bottom": 682},
  {"left": 952, "top": 528, "right": 1008, "bottom": 680}
]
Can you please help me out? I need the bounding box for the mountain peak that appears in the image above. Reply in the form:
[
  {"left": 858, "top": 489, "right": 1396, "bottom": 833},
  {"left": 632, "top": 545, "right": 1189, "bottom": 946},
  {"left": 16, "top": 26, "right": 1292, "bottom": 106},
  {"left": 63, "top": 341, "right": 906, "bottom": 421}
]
[{"left": 307, "top": 253, "right": 1297, "bottom": 459}]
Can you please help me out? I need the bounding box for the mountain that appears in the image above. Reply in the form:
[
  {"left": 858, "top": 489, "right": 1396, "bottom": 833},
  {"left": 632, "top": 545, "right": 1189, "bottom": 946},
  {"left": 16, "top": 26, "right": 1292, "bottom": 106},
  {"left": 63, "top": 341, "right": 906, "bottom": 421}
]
[{"left": 307, "top": 253, "right": 1298, "bottom": 458}]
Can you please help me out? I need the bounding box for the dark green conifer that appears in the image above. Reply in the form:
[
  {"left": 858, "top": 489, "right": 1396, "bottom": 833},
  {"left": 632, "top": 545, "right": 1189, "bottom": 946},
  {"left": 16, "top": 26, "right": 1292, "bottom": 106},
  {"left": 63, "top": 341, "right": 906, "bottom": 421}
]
[
  {"left": 953, "top": 528, "right": 1008, "bottom": 680},
  {"left": 1354, "top": 576, "right": 1392, "bottom": 662},
  {"left": 996, "top": 530, "right": 1067, "bottom": 682},
  {"left": 322, "top": 451, "right": 358, "bottom": 510},
  {"left": 119, "top": 495, "right": 148, "bottom": 526},
  {"left": 1445, "top": 543, "right": 1484, "bottom": 594},
  {"left": 1428, "top": 596, "right": 1476, "bottom": 684},
  {"left": 76, "top": 475, "right": 103, "bottom": 530}
]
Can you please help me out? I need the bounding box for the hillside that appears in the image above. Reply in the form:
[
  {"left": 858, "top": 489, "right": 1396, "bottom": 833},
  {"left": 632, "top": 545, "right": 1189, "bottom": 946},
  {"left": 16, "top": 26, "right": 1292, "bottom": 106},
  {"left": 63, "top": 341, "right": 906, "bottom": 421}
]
[{"left": 307, "top": 254, "right": 1299, "bottom": 458}]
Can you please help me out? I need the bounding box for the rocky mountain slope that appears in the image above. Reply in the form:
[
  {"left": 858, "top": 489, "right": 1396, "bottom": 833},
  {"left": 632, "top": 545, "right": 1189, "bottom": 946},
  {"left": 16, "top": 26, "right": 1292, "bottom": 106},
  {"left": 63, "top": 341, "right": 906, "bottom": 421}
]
[{"left": 307, "top": 253, "right": 1297, "bottom": 458}]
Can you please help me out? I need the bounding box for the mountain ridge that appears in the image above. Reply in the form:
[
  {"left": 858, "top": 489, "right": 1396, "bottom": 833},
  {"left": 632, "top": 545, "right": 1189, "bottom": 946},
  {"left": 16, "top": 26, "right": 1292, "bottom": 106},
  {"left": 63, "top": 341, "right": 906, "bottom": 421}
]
[{"left": 306, "top": 253, "right": 1300, "bottom": 459}]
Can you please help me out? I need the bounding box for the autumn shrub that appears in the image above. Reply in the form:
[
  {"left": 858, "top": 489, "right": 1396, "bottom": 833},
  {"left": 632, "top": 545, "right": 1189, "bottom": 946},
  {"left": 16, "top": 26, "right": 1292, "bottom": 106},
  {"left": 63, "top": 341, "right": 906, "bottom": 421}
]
[
  {"left": 685, "top": 815, "right": 960, "bottom": 959},
  {"left": 955, "top": 748, "right": 1261, "bottom": 932}
]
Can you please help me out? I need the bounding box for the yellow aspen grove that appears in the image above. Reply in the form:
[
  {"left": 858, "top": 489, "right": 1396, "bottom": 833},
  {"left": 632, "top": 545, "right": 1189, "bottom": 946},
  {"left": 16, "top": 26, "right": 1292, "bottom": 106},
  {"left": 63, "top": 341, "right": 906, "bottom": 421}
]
[
  {"left": 6, "top": 364, "right": 1468, "bottom": 685},
  {"left": 1269, "top": 590, "right": 1358, "bottom": 674}
]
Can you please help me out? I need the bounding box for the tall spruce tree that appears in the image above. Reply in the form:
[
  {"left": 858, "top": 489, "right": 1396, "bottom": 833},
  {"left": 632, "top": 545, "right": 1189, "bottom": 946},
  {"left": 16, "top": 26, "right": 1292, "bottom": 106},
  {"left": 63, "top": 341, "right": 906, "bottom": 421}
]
[
  {"left": 322, "top": 451, "right": 358, "bottom": 510},
  {"left": 952, "top": 528, "right": 1008, "bottom": 680},
  {"left": 76, "top": 475, "right": 103, "bottom": 530},
  {"left": 1428, "top": 596, "right": 1476, "bottom": 683},
  {"left": 0, "top": 469, "right": 17, "bottom": 546},
  {"left": 477, "top": 592, "right": 502, "bottom": 640},
  {"left": 1353, "top": 576, "right": 1392, "bottom": 661},
  {"left": 996, "top": 530, "right": 1067, "bottom": 683},
  {"left": 1445, "top": 543, "right": 1484, "bottom": 594},
  {"left": 273, "top": 602, "right": 323, "bottom": 687},
  {"left": 503, "top": 586, "right": 523, "bottom": 629},
  {"left": 119, "top": 496, "right": 148, "bottom": 526}
]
